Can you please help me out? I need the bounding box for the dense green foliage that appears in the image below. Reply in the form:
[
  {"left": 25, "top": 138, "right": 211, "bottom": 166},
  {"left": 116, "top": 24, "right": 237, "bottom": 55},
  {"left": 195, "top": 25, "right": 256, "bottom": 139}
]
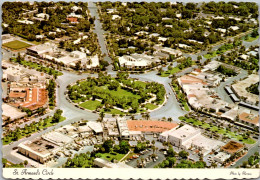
[
  {"left": 202, "top": 1, "right": 258, "bottom": 18},
  {"left": 155, "top": 146, "right": 206, "bottom": 168},
  {"left": 247, "top": 152, "right": 260, "bottom": 167},
  {"left": 216, "top": 65, "right": 237, "bottom": 76},
  {"left": 68, "top": 72, "right": 165, "bottom": 113},
  {"left": 47, "top": 79, "right": 56, "bottom": 109},
  {"left": 99, "top": 1, "right": 257, "bottom": 57},
  {"left": 64, "top": 152, "right": 95, "bottom": 168},
  {"left": 218, "top": 45, "right": 259, "bottom": 71},
  {"left": 172, "top": 80, "right": 190, "bottom": 111},
  {"left": 246, "top": 83, "right": 259, "bottom": 95},
  {"left": 2, "top": 109, "right": 65, "bottom": 145},
  {"left": 2, "top": 2, "right": 91, "bottom": 41}
]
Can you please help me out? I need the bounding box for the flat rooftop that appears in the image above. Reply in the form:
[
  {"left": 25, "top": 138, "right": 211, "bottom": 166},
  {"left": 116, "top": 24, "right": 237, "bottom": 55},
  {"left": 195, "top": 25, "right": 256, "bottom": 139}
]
[
  {"left": 42, "top": 131, "right": 73, "bottom": 146},
  {"left": 127, "top": 120, "right": 178, "bottom": 133},
  {"left": 167, "top": 124, "right": 200, "bottom": 140},
  {"left": 239, "top": 112, "right": 259, "bottom": 126},
  {"left": 2, "top": 103, "right": 27, "bottom": 120},
  {"left": 19, "top": 138, "right": 59, "bottom": 157}
]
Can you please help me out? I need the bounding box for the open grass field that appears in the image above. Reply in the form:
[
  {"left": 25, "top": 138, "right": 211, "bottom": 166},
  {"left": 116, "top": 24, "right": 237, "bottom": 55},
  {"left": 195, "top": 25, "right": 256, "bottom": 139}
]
[
  {"left": 182, "top": 102, "right": 190, "bottom": 111},
  {"left": 79, "top": 100, "right": 102, "bottom": 110},
  {"left": 3, "top": 40, "right": 31, "bottom": 50},
  {"left": 160, "top": 67, "right": 181, "bottom": 77},
  {"left": 99, "top": 152, "right": 125, "bottom": 162},
  {"left": 204, "top": 51, "right": 217, "bottom": 59},
  {"left": 95, "top": 86, "right": 141, "bottom": 100},
  {"left": 145, "top": 103, "right": 158, "bottom": 110}
]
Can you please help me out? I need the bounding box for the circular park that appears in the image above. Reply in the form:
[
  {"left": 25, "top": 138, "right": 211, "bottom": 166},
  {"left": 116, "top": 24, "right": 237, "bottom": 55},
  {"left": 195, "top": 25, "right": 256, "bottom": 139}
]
[{"left": 67, "top": 72, "right": 166, "bottom": 115}]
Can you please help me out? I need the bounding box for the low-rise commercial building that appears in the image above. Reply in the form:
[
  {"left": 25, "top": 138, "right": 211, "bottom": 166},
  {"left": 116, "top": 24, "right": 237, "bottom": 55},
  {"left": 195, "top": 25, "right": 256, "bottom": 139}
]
[
  {"left": 238, "top": 112, "right": 259, "bottom": 128},
  {"left": 18, "top": 138, "right": 60, "bottom": 164},
  {"left": 160, "top": 124, "right": 224, "bottom": 156},
  {"left": 213, "top": 152, "right": 231, "bottom": 163},
  {"left": 119, "top": 54, "right": 160, "bottom": 70}
]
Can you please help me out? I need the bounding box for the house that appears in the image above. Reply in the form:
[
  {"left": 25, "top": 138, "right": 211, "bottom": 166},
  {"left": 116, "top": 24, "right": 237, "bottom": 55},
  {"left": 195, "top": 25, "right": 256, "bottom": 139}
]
[
  {"left": 67, "top": 17, "right": 78, "bottom": 23},
  {"left": 160, "top": 47, "right": 182, "bottom": 58},
  {"left": 229, "top": 26, "right": 239, "bottom": 31},
  {"left": 112, "top": 15, "right": 121, "bottom": 20}
]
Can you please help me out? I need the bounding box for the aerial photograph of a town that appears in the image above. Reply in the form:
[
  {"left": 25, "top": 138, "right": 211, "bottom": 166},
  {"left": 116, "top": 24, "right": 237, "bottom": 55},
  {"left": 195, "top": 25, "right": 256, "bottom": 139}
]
[{"left": 1, "top": 0, "right": 259, "bottom": 174}]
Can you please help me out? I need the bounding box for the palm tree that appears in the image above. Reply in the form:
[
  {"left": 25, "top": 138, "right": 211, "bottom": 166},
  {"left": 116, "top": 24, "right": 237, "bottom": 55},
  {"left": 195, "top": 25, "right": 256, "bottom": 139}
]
[
  {"left": 99, "top": 112, "right": 105, "bottom": 122},
  {"left": 211, "top": 162, "right": 217, "bottom": 168}
]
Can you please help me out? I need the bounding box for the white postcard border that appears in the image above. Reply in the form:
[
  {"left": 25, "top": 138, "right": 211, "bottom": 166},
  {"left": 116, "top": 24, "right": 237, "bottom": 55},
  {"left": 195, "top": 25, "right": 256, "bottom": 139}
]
[{"left": 3, "top": 168, "right": 260, "bottom": 179}]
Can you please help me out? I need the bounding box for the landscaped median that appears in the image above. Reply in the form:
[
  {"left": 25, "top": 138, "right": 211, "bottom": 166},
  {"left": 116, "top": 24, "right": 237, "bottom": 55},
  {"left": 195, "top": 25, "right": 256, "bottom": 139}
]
[
  {"left": 171, "top": 80, "right": 190, "bottom": 112},
  {"left": 67, "top": 72, "right": 166, "bottom": 115},
  {"left": 178, "top": 116, "right": 256, "bottom": 144},
  {"left": 2, "top": 109, "right": 66, "bottom": 145}
]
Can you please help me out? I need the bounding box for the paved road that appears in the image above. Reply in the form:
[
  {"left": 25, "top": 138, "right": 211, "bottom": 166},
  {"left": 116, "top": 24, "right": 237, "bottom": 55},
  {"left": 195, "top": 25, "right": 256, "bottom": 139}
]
[
  {"left": 214, "top": 68, "right": 248, "bottom": 103},
  {"left": 129, "top": 71, "right": 186, "bottom": 120},
  {"left": 88, "top": 1, "right": 114, "bottom": 73}
]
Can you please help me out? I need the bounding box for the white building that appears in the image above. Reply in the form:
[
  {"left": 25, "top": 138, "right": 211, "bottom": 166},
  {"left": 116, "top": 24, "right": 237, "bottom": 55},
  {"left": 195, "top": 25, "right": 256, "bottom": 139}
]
[
  {"left": 119, "top": 54, "right": 160, "bottom": 70},
  {"left": 229, "top": 26, "right": 239, "bottom": 31},
  {"left": 117, "top": 118, "right": 130, "bottom": 139},
  {"left": 87, "top": 121, "right": 103, "bottom": 134},
  {"left": 214, "top": 152, "right": 231, "bottom": 163},
  {"left": 17, "top": 19, "right": 34, "bottom": 24},
  {"left": 161, "top": 124, "right": 224, "bottom": 156}
]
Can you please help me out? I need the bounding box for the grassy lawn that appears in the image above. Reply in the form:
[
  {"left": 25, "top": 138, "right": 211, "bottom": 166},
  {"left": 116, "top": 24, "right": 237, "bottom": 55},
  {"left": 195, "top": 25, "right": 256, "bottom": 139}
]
[
  {"left": 193, "top": 120, "right": 202, "bottom": 126},
  {"left": 217, "top": 129, "right": 226, "bottom": 134},
  {"left": 79, "top": 100, "right": 102, "bottom": 111},
  {"left": 182, "top": 102, "right": 190, "bottom": 111},
  {"left": 243, "top": 35, "right": 259, "bottom": 42},
  {"left": 160, "top": 67, "right": 181, "bottom": 77},
  {"left": 201, "top": 123, "right": 210, "bottom": 129},
  {"left": 135, "top": 81, "right": 147, "bottom": 88},
  {"left": 109, "top": 109, "right": 124, "bottom": 115},
  {"left": 236, "top": 135, "right": 256, "bottom": 144},
  {"left": 210, "top": 126, "right": 219, "bottom": 132},
  {"left": 204, "top": 51, "right": 217, "bottom": 59},
  {"left": 100, "top": 152, "right": 125, "bottom": 162},
  {"left": 96, "top": 86, "right": 141, "bottom": 100},
  {"left": 3, "top": 40, "right": 32, "bottom": 50},
  {"left": 145, "top": 103, "right": 158, "bottom": 110}
]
